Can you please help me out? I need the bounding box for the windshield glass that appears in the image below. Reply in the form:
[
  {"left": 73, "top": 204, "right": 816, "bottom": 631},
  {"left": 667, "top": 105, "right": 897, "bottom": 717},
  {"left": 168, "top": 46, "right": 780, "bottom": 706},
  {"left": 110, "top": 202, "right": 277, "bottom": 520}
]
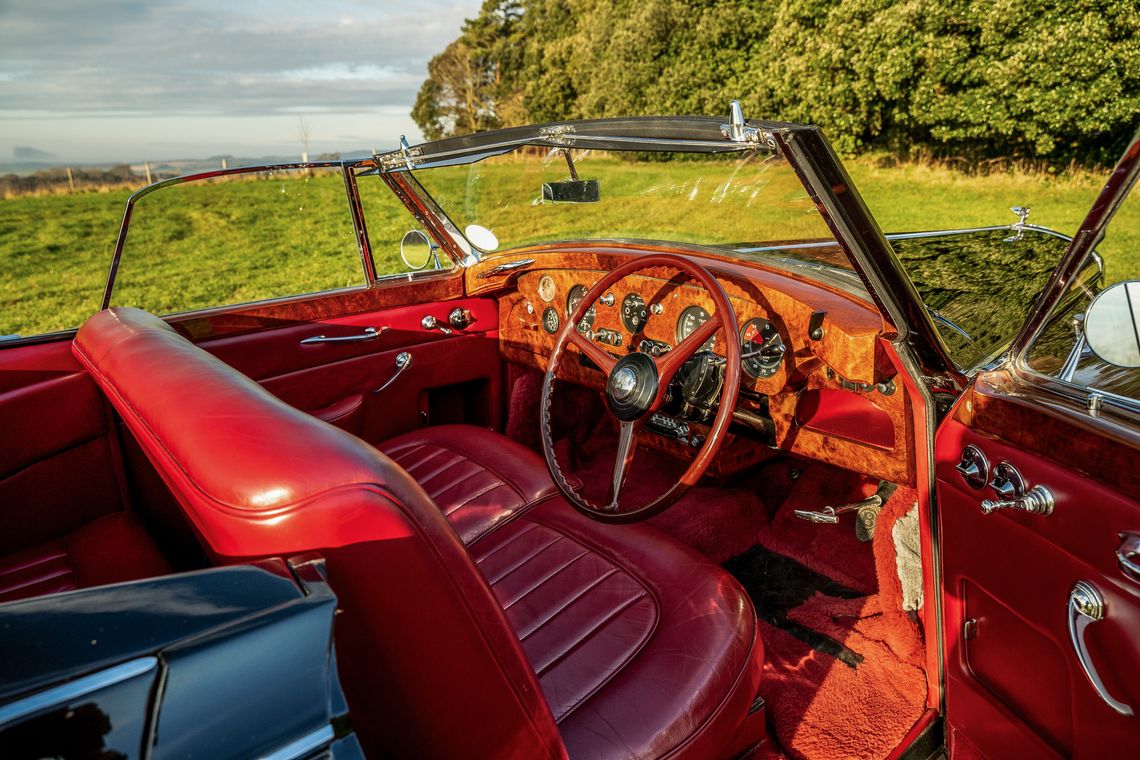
[{"left": 410, "top": 147, "right": 841, "bottom": 263}]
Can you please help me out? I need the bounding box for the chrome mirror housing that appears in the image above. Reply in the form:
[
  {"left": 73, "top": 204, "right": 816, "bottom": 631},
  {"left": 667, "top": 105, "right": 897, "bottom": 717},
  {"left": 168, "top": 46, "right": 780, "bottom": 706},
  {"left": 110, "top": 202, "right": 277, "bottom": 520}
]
[
  {"left": 1084, "top": 281, "right": 1140, "bottom": 368},
  {"left": 400, "top": 229, "right": 439, "bottom": 271}
]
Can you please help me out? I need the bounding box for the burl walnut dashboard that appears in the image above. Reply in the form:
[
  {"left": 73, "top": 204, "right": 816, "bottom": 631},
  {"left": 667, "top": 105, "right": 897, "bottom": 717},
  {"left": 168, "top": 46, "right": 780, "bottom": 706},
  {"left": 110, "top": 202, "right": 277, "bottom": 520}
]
[{"left": 475, "top": 249, "right": 915, "bottom": 485}]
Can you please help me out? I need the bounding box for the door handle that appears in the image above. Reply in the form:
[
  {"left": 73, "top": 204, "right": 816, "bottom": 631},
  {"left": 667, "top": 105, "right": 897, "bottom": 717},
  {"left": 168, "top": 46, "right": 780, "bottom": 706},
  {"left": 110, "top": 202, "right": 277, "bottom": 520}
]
[
  {"left": 371, "top": 352, "right": 412, "bottom": 394},
  {"left": 1118, "top": 533, "right": 1140, "bottom": 583},
  {"left": 980, "top": 484, "right": 1054, "bottom": 516},
  {"left": 1067, "top": 581, "right": 1134, "bottom": 716},
  {"left": 300, "top": 326, "right": 387, "bottom": 345}
]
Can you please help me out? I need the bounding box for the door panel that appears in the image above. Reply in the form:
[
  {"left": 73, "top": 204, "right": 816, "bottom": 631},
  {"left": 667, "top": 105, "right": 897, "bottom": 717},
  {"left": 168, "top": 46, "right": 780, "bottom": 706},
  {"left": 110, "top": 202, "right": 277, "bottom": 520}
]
[
  {"left": 938, "top": 378, "right": 1140, "bottom": 757},
  {"left": 0, "top": 340, "right": 126, "bottom": 554},
  {"left": 196, "top": 297, "right": 502, "bottom": 444}
]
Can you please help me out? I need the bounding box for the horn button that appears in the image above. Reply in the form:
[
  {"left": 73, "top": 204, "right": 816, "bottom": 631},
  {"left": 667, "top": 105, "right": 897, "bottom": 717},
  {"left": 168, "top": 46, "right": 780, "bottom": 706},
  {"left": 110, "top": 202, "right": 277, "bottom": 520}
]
[{"left": 606, "top": 353, "right": 658, "bottom": 420}]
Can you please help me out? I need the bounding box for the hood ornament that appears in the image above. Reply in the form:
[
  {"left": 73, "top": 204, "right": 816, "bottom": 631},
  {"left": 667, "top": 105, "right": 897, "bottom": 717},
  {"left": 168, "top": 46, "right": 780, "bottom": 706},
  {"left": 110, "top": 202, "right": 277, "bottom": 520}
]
[{"left": 1005, "top": 205, "right": 1031, "bottom": 242}]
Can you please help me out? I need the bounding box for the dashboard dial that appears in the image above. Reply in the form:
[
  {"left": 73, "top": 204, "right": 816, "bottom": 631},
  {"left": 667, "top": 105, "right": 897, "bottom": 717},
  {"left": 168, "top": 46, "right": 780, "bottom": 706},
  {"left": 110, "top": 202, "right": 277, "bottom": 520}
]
[
  {"left": 675, "top": 305, "right": 716, "bottom": 351},
  {"left": 739, "top": 318, "right": 785, "bottom": 378},
  {"left": 537, "top": 275, "right": 556, "bottom": 303},
  {"left": 621, "top": 293, "right": 649, "bottom": 333},
  {"left": 541, "top": 307, "right": 560, "bottom": 334},
  {"left": 566, "top": 284, "right": 596, "bottom": 334}
]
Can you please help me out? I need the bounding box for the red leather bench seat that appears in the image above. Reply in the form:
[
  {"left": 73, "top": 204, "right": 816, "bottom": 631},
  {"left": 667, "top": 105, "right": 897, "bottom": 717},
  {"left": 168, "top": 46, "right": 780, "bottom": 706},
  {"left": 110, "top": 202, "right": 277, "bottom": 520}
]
[
  {"left": 72, "top": 307, "right": 765, "bottom": 760},
  {"left": 0, "top": 512, "right": 171, "bottom": 604}
]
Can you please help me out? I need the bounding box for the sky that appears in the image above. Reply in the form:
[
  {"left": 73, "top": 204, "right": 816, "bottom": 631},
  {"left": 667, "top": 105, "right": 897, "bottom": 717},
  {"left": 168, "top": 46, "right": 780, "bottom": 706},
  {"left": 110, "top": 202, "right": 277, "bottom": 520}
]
[{"left": 0, "top": 0, "right": 480, "bottom": 164}]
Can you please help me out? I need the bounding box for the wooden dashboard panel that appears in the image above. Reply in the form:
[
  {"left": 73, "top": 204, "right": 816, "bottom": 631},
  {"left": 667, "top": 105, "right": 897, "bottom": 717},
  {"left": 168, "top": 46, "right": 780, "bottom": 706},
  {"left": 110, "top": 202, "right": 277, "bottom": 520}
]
[{"left": 489, "top": 249, "right": 915, "bottom": 485}]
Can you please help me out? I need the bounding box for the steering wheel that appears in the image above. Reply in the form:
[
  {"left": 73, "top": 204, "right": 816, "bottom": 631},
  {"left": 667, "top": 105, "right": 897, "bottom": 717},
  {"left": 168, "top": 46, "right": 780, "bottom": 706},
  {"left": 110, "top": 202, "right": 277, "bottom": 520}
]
[{"left": 540, "top": 254, "right": 741, "bottom": 522}]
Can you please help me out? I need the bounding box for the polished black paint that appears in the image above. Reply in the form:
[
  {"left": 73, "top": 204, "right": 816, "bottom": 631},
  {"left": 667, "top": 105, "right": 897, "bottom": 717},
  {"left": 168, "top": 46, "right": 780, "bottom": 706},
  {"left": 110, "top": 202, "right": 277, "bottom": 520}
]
[{"left": 0, "top": 561, "right": 359, "bottom": 759}]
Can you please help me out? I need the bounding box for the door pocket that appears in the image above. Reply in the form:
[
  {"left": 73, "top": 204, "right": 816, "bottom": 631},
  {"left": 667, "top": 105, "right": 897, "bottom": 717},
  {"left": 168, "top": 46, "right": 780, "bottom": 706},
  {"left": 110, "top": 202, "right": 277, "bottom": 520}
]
[{"left": 963, "top": 579, "right": 1072, "bottom": 753}]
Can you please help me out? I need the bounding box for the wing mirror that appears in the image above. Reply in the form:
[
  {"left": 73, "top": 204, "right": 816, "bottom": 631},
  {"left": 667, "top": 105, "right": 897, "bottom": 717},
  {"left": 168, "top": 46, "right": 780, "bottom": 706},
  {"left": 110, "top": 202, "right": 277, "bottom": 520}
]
[
  {"left": 400, "top": 229, "right": 440, "bottom": 271},
  {"left": 1084, "top": 281, "right": 1140, "bottom": 367}
]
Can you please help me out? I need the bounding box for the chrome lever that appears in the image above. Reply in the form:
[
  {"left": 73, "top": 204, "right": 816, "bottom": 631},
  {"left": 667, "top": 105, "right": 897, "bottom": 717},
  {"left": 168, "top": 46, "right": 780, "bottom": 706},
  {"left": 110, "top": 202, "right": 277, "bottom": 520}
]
[
  {"left": 980, "top": 485, "right": 1054, "bottom": 516},
  {"left": 793, "top": 494, "right": 885, "bottom": 526},
  {"left": 421, "top": 315, "right": 454, "bottom": 334},
  {"left": 1117, "top": 532, "right": 1140, "bottom": 583},
  {"left": 300, "top": 326, "right": 387, "bottom": 345},
  {"left": 1067, "top": 581, "right": 1134, "bottom": 716},
  {"left": 371, "top": 352, "right": 412, "bottom": 394}
]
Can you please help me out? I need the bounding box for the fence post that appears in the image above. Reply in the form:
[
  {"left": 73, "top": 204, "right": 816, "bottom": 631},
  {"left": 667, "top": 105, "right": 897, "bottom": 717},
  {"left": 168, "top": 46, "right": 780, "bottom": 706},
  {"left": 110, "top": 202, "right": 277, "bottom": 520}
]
[
  {"left": 66, "top": 166, "right": 75, "bottom": 192},
  {"left": 144, "top": 162, "right": 153, "bottom": 185},
  {"left": 221, "top": 157, "right": 228, "bottom": 170}
]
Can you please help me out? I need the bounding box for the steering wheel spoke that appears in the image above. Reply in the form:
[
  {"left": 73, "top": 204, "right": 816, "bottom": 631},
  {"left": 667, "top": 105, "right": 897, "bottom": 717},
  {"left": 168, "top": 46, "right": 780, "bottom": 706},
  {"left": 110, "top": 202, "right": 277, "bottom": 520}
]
[
  {"left": 567, "top": 329, "right": 618, "bottom": 374},
  {"left": 655, "top": 311, "right": 722, "bottom": 384},
  {"left": 606, "top": 420, "right": 641, "bottom": 509}
]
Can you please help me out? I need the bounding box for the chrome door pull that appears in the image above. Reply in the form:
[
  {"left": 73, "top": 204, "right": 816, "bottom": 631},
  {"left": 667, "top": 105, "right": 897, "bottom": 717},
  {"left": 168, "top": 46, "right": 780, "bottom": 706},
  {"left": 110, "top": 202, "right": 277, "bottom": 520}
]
[
  {"left": 372, "top": 352, "right": 412, "bottom": 394},
  {"left": 1067, "top": 581, "right": 1134, "bottom": 716},
  {"left": 300, "top": 326, "right": 387, "bottom": 345},
  {"left": 1117, "top": 532, "right": 1140, "bottom": 583},
  {"left": 980, "top": 484, "right": 1054, "bottom": 516}
]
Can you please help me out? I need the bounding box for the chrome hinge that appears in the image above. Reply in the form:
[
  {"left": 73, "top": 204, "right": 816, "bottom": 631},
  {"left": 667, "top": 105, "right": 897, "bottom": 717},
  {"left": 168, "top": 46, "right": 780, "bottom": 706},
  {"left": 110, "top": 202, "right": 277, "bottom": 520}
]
[
  {"left": 377, "top": 135, "right": 423, "bottom": 171},
  {"left": 540, "top": 125, "right": 575, "bottom": 146}
]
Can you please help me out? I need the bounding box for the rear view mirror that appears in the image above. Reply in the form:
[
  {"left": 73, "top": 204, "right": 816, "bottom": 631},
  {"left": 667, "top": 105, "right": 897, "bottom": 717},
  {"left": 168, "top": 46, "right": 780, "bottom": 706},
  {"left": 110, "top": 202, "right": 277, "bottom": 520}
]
[
  {"left": 1085, "top": 280, "right": 1140, "bottom": 367},
  {"left": 541, "top": 179, "right": 600, "bottom": 204},
  {"left": 400, "top": 229, "right": 439, "bottom": 271}
]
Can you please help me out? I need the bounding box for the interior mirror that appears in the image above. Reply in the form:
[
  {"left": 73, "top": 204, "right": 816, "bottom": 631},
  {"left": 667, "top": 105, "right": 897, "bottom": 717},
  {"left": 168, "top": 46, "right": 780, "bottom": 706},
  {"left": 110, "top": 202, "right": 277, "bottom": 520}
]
[
  {"left": 400, "top": 229, "right": 437, "bottom": 270},
  {"left": 1084, "top": 280, "right": 1140, "bottom": 368},
  {"left": 465, "top": 224, "right": 499, "bottom": 252},
  {"left": 542, "top": 179, "right": 600, "bottom": 204}
]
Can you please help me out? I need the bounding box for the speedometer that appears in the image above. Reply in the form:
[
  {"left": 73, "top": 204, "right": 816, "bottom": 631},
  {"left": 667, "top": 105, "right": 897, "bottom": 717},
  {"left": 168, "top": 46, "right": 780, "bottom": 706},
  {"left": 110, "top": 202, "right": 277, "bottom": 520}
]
[
  {"left": 675, "top": 305, "right": 716, "bottom": 351},
  {"left": 566, "top": 284, "right": 596, "bottom": 335}
]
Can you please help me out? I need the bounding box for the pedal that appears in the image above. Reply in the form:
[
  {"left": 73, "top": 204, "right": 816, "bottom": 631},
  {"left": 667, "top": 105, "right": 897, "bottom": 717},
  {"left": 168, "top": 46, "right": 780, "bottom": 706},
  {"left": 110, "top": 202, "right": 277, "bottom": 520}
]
[{"left": 792, "top": 507, "right": 841, "bottom": 524}]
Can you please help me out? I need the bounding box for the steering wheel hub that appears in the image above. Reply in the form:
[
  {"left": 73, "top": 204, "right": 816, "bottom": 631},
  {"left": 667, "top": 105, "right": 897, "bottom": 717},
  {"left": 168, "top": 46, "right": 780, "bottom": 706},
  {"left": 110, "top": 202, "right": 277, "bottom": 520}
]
[{"left": 606, "top": 353, "right": 658, "bottom": 420}]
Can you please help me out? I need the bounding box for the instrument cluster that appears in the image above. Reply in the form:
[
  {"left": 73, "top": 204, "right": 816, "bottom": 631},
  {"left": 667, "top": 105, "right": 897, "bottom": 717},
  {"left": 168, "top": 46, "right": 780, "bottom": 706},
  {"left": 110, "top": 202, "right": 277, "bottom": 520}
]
[{"left": 530, "top": 273, "right": 788, "bottom": 386}]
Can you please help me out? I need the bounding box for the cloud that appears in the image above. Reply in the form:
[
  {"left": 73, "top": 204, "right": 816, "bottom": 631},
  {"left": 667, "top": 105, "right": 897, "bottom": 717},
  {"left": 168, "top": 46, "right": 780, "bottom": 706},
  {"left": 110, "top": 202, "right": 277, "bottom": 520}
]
[{"left": 0, "top": 0, "right": 475, "bottom": 118}]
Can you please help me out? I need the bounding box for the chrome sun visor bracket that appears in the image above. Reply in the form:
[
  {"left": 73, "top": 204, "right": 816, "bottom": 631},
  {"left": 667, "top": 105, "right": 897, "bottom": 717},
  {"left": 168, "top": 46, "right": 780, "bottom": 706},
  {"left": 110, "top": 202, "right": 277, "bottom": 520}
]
[
  {"left": 720, "top": 100, "right": 767, "bottom": 147},
  {"left": 376, "top": 135, "right": 423, "bottom": 172}
]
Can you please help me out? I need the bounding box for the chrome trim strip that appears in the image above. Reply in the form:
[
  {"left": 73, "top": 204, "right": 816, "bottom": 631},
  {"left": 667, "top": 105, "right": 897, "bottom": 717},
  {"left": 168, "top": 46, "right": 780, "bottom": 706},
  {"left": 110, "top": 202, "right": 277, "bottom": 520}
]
[
  {"left": 258, "top": 724, "right": 335, "bottom": 760},
  {"left": 0, "top": 656, "right": 158, "bottom": 726}
]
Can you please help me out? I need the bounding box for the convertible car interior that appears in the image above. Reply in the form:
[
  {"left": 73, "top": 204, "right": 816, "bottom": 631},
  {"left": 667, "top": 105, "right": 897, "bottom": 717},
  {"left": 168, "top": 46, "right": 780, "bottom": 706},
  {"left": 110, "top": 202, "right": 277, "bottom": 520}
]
[{"left": 2, "top": 112, "right": 1138, "bottom": 759}]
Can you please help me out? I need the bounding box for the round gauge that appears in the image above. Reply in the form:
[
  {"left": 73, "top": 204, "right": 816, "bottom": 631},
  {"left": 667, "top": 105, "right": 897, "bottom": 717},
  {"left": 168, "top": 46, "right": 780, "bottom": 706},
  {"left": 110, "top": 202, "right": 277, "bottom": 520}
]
[
  {"left": 739, "top": 318, "right": 786, "bottom": 379},
  {"left": 675, "top": 305, "right": 716, "bottom": 351},
  {"left": 621, "top": 293, "right": 649, "bottom": 333},
  {"left": 537, "top": 275, "right": 556, "bottom": 303},
  {"left": 541, "top": 307, "right": 560, "bottom": 334},
  {"left": 566, "top": 284, "right": 596, "bottom": 334}
]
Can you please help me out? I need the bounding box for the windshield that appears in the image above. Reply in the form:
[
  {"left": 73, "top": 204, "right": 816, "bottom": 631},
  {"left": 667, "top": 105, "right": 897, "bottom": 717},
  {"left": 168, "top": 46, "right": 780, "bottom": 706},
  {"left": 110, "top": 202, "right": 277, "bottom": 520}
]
[{"left": 410, "top": 147, "right": 840, "bottom": 261}]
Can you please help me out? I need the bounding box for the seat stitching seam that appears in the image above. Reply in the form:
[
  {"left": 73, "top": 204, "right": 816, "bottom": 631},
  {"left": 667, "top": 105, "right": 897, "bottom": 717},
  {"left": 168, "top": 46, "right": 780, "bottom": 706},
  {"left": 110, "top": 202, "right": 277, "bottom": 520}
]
[
  {"left": 0, "top": 550, "right": 69, "bottom": 573},
  {"left": 483, "top": 535, "right": 563, "bottom": 585},
  {"left": 428, "top": 465, "right": 497, "bottom": 501},
  {"left": 534, "top": 590, "right": 649, "bottom": 678},
  {"left": 471, "top": 521, "right": 542, "bottom": 564},
  {"left": 443, "top": 481, "right": 513, "bottom": 517},
  {"left": 515, "top": 567, "right": 620, "bottom": 640},
  {"left": 401, "top": 448, "right": 455, "bottom": 478},
  {"left": 0, "top": 567, "right": 76, "bottom": 594},
  {"left": 500, "top": 548, "right": 592, "bottom": 611}
]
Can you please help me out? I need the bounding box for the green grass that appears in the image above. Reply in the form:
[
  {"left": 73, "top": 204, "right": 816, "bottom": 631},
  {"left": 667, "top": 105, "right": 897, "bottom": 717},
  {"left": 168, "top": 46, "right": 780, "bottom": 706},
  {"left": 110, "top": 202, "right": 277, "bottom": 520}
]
[{"left": 1, "top": 156, "right": 1136, "bottom": 337}]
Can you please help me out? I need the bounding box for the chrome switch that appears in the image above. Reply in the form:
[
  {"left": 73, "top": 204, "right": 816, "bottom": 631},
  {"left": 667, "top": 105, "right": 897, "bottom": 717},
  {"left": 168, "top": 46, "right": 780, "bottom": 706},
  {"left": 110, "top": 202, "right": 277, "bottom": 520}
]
[{"left": 955, "top": 445, "right": 989, "bottom": 490}]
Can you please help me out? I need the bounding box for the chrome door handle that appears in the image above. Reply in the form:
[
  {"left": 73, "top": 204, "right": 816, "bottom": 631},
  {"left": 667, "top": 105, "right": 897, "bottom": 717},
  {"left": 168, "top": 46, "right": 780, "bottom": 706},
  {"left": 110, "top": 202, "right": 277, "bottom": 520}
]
[
  {"left": 1118, "top": 532, "right": 1140, "bottom": 583},
  {"left": 1067, "top": 581, "right": 1134, "bottom": 716},
  {"left": 980, "top": 484, "right": 1055, "bottom": 516},
  {"left": 371, "top": 352, "right": 412, "bottom": 394},
  {"left": 300, "top": 326, "right": 387, "bottom": 345}
]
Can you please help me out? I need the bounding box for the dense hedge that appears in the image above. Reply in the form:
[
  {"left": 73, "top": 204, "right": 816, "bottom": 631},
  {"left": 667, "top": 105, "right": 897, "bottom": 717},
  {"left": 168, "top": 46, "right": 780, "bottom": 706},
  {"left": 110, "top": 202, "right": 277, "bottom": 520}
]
[{"left": 413, "top": 0, "right": 1140, "bottom": 165}]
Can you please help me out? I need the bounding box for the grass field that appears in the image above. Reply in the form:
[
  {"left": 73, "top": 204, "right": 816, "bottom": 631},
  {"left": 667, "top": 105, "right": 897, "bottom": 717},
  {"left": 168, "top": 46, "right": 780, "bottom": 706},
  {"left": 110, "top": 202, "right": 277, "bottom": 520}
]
[{"left": 1, "top": 155, "right": 1136, "bottom": 338}]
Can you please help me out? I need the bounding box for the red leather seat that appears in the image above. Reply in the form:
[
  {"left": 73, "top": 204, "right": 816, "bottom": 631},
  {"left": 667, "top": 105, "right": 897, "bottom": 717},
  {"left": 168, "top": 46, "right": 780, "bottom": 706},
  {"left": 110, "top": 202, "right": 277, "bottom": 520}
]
[
  {"left": 74, "top": 308, "right": 765, "bottom": 760},
  {"left": 380, "top": 424, "right": 557, "bottom": 544},
  {"left": 0, "top": 512, "right": 171, "bottom": 604}
]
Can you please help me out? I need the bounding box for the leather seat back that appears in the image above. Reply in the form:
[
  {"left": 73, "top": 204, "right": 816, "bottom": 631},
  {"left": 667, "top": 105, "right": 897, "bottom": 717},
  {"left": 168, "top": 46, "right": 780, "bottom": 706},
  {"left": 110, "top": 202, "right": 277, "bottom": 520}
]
[{"left": 74, "top": 308, "right": 565, "bottom": 760}]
